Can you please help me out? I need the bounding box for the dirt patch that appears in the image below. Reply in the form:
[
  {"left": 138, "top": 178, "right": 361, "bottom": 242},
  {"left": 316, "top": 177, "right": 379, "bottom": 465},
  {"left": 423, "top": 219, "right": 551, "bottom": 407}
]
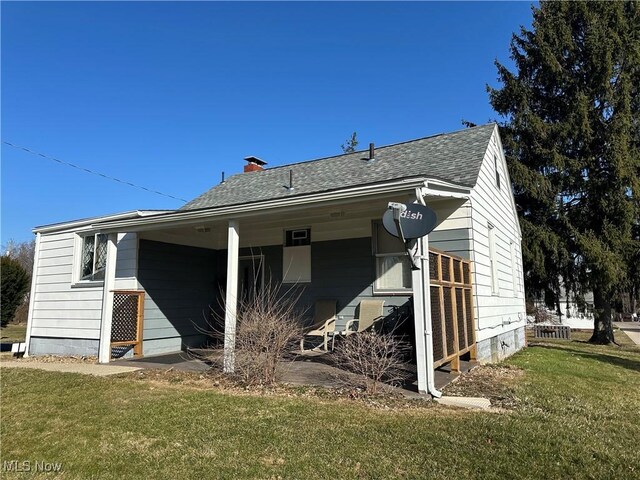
[{"left": 443, "top": 364, "right": 524, "bottom": 409}]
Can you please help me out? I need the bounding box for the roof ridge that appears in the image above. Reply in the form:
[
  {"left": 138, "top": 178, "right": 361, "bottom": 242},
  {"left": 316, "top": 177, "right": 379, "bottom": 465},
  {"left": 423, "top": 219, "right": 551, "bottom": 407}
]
[
  {"left": 250, "top": 122, "right": 496, "bottom": 173},
  {"left": 180, "top": 122, "right": 496, "bottom": 211}
]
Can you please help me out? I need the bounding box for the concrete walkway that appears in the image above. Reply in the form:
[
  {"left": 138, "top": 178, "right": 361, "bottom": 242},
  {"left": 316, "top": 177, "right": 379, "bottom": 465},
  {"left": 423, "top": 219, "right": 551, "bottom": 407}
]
[
  {"left": 615, "top": 322, "right": 640, "bottom": 345},
  {"left": 0, "top": 361, "right": 141, "bottom": 376}
]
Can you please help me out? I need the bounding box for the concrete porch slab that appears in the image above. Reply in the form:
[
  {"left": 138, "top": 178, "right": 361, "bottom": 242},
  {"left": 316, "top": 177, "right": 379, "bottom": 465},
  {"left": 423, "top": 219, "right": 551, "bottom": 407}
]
[{"left": 435, "top": 396, "right": 491, "bottom": 410}]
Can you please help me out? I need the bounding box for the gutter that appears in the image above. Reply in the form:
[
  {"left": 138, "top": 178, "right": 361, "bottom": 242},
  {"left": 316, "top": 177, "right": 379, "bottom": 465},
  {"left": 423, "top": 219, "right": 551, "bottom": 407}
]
[
  {"left": 93, "top": 178, "right": 430, "bottom": 233},
  {"left": 33, "top": 210, "right": 172, "bottom": 235}
]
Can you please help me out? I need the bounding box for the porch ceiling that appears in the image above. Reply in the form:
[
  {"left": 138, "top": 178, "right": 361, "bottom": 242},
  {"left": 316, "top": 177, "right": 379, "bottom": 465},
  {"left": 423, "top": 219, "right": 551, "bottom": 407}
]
[{"left": 137, "top": 193, "right": 467, "bottom": 250}]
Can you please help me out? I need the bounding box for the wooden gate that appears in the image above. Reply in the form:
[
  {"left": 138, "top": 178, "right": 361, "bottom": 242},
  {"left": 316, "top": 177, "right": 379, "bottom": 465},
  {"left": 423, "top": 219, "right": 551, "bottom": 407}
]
[
  {"left": 428, "top": 248, "right": 476, "bottom": 371},
  {"left": 111, "top": 290, "right": 144, "bottom": 358}
]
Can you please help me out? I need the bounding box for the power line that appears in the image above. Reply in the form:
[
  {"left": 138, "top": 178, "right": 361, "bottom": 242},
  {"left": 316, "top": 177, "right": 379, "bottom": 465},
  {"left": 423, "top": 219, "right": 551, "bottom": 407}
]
[{"left": 2, "top": 141, "right": 188, "bottom": 203}]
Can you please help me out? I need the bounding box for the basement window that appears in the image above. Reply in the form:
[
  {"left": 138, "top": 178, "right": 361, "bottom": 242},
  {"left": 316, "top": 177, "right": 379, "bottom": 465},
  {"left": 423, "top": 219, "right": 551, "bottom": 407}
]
[
  {"left": 372, "top": 222, "right": 412, "bottom": 294},
  {"left": 79, "top": 233, "right": 108, "bottom": 281}
]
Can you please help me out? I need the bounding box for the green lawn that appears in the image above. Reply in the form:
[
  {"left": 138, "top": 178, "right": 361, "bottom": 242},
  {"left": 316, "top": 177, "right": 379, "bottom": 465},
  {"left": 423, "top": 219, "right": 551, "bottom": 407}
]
[
  {"left": 0, "top": 324, "right": 27, "bottom": 343},
  {"left": 1, "top": 333, "right": 639, "bottom": 479}
]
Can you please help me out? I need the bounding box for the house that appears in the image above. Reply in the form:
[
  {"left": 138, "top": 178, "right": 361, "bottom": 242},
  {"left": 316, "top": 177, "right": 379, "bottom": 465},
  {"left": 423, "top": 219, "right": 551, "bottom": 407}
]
[{"left": 24, "top": 123, "right": 527, "bottom": 395}]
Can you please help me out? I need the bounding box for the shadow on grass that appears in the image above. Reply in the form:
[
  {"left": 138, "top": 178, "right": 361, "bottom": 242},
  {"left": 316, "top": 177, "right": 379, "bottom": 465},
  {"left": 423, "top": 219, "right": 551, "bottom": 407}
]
[{"left": 531, "top": 344, "right": 640, "bottom": 373}]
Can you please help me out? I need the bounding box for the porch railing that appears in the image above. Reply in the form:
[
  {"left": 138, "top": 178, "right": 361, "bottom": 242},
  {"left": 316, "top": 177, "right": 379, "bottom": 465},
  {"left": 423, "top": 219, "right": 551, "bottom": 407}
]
[
  {"left": 428, "top": 248, "right": 476, "bottom": 371},
  {"left": 111, "top": 290, "right": 144, "bottom": 358}
]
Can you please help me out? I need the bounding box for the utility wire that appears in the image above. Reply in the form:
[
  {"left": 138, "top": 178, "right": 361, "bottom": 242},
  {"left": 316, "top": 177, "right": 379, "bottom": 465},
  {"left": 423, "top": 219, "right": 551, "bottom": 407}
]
[{"left": 2, "top": 141, "right": 188, "bottom": 203}]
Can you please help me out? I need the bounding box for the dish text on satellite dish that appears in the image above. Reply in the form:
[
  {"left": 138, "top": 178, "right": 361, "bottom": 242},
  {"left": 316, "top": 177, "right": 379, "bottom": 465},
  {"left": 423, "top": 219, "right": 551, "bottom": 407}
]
[{"left": 382, "top": 203, "right": 437, "bottom": 239}]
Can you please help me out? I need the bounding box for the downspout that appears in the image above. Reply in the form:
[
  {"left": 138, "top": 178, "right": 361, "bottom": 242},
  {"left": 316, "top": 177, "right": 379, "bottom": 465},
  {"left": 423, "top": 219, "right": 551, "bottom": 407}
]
[{"left": 415, "top": 188, "right": 442, "bottom": 398}]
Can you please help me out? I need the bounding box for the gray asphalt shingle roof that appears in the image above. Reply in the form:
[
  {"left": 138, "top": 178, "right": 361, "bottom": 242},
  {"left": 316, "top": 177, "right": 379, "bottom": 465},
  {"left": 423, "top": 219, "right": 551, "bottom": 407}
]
[{"left": 181, "top": 123, "right": 496, "bottom": 211}]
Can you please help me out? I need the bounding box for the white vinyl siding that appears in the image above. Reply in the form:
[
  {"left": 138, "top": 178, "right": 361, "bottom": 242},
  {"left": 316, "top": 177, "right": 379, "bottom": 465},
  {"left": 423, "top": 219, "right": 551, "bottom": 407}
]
[
  {"left": 469, "top": 127, "right": 526, "bottom": 341},
  {"left": 29, "top": 231, "right": 137, "bottom": 340},
  {"left": 488, "top": 224, "right": 499, "bottom": 295},
  {"left": 510, "top": 241, "right": 519, "bottom": 296},
  {"left": 429, "top": 201, "right": 473, "bottom": 259}
]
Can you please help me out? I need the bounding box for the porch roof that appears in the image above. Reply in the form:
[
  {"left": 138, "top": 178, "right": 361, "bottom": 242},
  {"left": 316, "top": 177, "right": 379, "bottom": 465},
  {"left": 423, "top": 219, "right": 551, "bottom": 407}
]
[{"left": 181, "top": 123, "right": 495, "bottom": 211}]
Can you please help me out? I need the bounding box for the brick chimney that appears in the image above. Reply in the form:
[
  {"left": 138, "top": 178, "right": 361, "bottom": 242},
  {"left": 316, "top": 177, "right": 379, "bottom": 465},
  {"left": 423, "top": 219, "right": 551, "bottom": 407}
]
[{"left": 244, "top": 156, "right": 267, "bottom": 173}]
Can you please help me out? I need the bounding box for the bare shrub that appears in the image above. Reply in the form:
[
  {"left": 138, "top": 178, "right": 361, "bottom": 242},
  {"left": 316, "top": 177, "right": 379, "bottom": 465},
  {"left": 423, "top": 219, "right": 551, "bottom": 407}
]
[
  {"left": 533, "top": 306, "right": 553, "bottom": 323},
  {"left": 333, "top": 330, "right": 411, "bottom": 394},
  {"left": 206, "top": 278, "right": 304, "bottom": 386}
]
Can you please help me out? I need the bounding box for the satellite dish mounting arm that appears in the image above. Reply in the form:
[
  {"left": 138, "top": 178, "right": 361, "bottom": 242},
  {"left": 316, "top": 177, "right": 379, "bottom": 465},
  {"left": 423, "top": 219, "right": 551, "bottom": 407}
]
[{"left": 388, "top": 202, "right": 420, "bottom": 270}]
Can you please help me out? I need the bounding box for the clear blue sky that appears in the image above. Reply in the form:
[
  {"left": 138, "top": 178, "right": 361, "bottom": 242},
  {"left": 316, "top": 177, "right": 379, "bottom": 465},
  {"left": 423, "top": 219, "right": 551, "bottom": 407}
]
[{"left": 1, "top": 1, "right": 534, "bottom": 244}]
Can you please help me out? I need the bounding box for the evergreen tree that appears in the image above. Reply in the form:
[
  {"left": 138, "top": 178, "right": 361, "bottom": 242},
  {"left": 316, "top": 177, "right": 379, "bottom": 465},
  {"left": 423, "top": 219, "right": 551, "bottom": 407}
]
[
  {"left": 1, "top": 256, "right": 30, "bottom": 327},
  {"left": 489, "top": 1, "right": 640, "bottom": 344}
]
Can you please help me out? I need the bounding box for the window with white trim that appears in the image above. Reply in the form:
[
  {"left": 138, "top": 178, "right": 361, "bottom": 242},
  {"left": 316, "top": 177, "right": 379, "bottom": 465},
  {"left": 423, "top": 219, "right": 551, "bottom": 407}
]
[
  {"left": 373, "top": 222, "right": 412, "bottom": 293},
  {"left": 79, "top": 233, "right": 108, "bottom": 281},
  {"left": 488, "top": 224, "right": 499, "bottom": 295},
  {"left": 494, "top": 154, "right": 501, "bottom": 189}
]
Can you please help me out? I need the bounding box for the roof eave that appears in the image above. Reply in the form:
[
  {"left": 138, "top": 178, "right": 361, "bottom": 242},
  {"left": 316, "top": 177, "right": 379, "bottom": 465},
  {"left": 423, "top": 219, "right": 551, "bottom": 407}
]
[
  {"left": 32, "top": 210, "right": 173, "bottom": 235},
  {"left": 94, "top": 177, "right": 434, "bottom": 233}
]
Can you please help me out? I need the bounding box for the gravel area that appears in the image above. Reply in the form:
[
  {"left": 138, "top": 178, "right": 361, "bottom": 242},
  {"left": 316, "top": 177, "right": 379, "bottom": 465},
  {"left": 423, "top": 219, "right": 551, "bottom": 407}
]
[{"left": 0, "top": 359, "right": 140, "bottom": 376}]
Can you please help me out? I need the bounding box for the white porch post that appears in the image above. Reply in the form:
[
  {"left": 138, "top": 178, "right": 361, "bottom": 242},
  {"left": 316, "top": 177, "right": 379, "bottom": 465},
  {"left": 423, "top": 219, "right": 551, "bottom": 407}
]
[
  {"left": 98, "top": 233, "right": 118, "bottom": 364},
  {"left": 412, "top": 234, "right": 430, "bottom": 394},
  {"left": 223, "top": 220, "right": 240, "bottom": 373}
]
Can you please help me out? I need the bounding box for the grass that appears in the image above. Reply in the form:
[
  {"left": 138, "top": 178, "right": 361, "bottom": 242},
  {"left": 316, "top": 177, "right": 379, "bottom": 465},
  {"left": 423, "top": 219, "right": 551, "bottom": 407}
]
[
  {"left": 0, "top": 324, "right": 26, "bottom": 343},
  {"left": 1, "top": 333, "right": 639, "bottom": 479}
]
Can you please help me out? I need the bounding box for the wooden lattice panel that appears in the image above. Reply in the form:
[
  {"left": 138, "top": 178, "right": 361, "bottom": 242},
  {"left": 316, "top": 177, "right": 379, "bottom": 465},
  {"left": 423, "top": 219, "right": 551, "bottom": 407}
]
[
  {"left": 443, "top": 287, "right": 455, "bottom": 356},
  {"left": 441, "top": 256, "right": 451, "bottom": 282},
  {"left": 429, "top": 248, "right": 476, "bottom": 369},
  {"left": 463, "top": 262, "right": 471, "bottom": 285},
  {"left": 110, "top": 291, "right": 144, "bottom": 358},
  {"left": 453, "top": 259, "right": 462, "bottom": 283},
  {"left": 465, "top": 289, "right": 474, "bottom": 346},
  {"left": 456, "top": 288, "right": 466, "bottom": 350},
  {"left": 429, "top": 252, "right": 438, "bottom": 280},
  {"left": 111, "top": 294, "right": 139, "bottom": 342},
  {"left": 430, "top": 286, "right": 444, "bottom": 363}
]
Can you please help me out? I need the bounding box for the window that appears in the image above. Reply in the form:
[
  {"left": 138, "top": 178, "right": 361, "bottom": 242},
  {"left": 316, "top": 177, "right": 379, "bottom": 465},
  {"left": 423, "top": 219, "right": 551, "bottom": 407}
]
[
  {"left": 283, "top": 228, "right": 311, "bottom": 283},
  {"left": 79, "top": 234, "right": 108, "bottom": 281},
  {"left": 494, "top": 154, "right": 501, "bottom": 189},
  {"left": 285, "top": 228, "right": 310, "bottom": 246},
  {"left": 488, "top": 224, "right": 499, "bottom": 295},
  {"left": 373, "top": 222, "right": 412, "bottom": 293}
]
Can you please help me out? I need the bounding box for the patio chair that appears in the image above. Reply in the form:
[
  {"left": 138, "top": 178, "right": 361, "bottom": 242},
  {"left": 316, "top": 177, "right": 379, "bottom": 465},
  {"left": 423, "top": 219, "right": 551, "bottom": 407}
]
[
  {"left": 329, "top": 299, "right": 385, "bottom": 351},
  {"left": 343, "top": 299, "right": 385, "bottom": 335},
  {"left": 300, "top": 299, "right": 337, "bottom": 352}
]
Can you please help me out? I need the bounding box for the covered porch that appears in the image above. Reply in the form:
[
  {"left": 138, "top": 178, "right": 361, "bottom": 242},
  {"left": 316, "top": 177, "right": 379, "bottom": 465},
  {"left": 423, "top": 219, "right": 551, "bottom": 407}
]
[{"left": 97, "top": 183, "right": 477, "bottom": 395}]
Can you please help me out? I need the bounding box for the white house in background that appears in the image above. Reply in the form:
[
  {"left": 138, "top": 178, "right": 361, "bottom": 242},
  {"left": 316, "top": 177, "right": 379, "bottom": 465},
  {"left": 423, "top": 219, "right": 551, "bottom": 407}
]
[{"left": 25, "top": 123, "right": 527, "bottom": 396}]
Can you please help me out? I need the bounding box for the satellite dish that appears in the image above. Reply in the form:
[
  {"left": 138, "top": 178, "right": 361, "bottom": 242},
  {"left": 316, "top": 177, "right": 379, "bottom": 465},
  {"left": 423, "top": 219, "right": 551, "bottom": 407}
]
[{"left": 383, "top": 203, "right": 437, "bottom": 240}]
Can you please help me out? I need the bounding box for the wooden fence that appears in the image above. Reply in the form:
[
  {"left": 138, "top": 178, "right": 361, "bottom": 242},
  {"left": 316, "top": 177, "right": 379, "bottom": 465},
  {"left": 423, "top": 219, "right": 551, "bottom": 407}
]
[
  {"left": 533, "top": 324, "right": 571, "bottom": 340},
  {"left": 110, "top": 290, "right": 144, "bottom": 358},
  {"left": 428, "top": 248, "right": 476, "bottom": 371}
]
